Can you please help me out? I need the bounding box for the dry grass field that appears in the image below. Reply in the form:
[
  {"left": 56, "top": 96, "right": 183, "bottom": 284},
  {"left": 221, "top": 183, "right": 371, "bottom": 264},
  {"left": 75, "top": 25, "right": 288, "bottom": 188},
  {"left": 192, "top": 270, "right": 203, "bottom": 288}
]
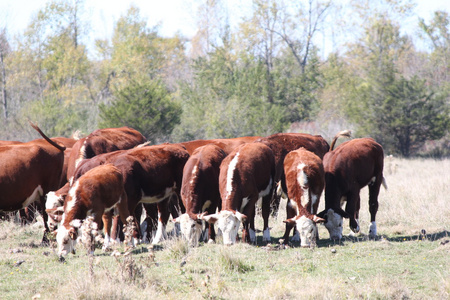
[{"left": 0, "top": 157, "right": 449, "bottom": 299}]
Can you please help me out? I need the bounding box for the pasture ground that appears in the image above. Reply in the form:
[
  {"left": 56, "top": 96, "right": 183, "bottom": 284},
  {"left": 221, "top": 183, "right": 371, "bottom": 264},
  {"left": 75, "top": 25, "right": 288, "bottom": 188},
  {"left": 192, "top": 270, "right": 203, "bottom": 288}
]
[{"left": 0, "top": 158, "right": 449, "bottom": 299}]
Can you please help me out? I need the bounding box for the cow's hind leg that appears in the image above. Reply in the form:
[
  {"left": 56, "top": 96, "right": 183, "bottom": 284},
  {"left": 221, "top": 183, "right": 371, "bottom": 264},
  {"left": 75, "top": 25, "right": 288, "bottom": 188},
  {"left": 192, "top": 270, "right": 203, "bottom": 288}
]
[
  {"left": 261, "top": 193, "right": 272, "bottom": 243},
  {"left": 345, "top": 190, "right": 360, "bottom": 234},
  {"left": 368, "top": 178, "right": 382, "bottom": 238}
]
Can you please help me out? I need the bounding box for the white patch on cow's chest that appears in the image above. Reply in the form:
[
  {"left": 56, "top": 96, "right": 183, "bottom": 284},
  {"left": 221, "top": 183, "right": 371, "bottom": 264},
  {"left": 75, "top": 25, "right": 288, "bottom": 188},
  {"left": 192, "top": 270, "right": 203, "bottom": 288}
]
[
  {"left": 240, "top": 197, "right": 249, "bottom": 212},
  {"left": 259, "top": 177, "right": 273, "bottom": 198},
  {"left": 140, "top": 183, "right": 175, "bottom": 204},
  {"left": 22, "top": 185, "right": 43, "bottom": 208},
  {"left": 226, "top": 152, "right": 240, "bottom": 199}
]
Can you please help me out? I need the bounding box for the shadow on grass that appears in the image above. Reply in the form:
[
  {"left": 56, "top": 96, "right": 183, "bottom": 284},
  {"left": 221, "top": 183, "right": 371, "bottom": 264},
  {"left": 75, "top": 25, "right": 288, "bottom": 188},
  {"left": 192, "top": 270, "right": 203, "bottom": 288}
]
[{"left": 254, "top": 230, "right": 450, "bottom": 249}]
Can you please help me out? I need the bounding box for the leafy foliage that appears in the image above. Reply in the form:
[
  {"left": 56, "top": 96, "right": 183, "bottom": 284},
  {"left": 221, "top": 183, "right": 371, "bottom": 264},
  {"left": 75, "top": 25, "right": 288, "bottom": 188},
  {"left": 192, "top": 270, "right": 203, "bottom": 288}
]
[{"left": 99, "top": 80, "right": 181, "bottom": 143}]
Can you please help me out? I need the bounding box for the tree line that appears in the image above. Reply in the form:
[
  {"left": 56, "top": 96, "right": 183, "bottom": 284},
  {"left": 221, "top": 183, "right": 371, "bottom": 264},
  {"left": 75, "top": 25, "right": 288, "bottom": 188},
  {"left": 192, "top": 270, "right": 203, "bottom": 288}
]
[{"left": 0, "top": 0, "right": 448, "bottom": 157}]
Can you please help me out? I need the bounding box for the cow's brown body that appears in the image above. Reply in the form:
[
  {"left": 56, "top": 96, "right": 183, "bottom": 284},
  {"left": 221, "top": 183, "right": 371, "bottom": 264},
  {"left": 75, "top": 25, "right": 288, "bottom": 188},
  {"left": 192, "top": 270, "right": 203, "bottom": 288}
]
[
  {"left": 179, "top": 136, "right": 260, "bottom": 155},
  {"left": 0, "top": 124, "right": 66, "bottom": 243},
  {"left": 66, "top": 127, "right": 146, "bottom": 182},
  {"left": 318, "top": 138, "right": 385, "bottom": 239}
]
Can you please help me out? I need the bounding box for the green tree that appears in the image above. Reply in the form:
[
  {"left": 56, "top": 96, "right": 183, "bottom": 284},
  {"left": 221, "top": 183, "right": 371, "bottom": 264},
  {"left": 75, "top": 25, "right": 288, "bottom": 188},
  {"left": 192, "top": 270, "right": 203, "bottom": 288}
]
[
  {"left": 99, "top": 80, "right": 181, "bottom": 143},
  {"left": 378, "top": 76, "right": 448, "bottom": 156}
]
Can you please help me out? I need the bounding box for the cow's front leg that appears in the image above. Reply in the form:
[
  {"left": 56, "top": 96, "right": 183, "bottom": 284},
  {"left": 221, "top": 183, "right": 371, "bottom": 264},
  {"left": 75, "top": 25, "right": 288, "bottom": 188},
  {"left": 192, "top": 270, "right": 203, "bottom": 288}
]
[
  {"left": 261, "top": 193, "right": 272, "bottom": 243},
  {"left": 152, "top": 199, "right": 170, "bottom": 244}
]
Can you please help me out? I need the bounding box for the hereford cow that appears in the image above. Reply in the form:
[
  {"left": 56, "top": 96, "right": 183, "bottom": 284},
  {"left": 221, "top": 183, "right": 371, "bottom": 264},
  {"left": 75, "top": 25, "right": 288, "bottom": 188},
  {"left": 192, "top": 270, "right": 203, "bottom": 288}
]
[
  {"left": 66, "top": 127, "right": 147, "bottom": 183},
  {"left": 0, "top": 123, "right": 66, "bottom": 243},
  {"left": 281, "top": 148, "right": 325, "bottom": 247},
  {"left": 203, "top": 143, "right": 275, "bottom": 245},
  {"left": 174, "top": 144, "right": 227, "bottom": 246},
  {"left": 56, "top": 164, "right": 127, "bottom": 256},
  {"left": 317, "top": 138, "right": 387, "bottom": 240}
]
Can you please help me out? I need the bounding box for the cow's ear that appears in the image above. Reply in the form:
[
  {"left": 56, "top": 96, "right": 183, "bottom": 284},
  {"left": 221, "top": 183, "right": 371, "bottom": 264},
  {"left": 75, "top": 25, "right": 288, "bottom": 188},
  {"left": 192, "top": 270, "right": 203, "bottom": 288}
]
[
  {"left": 235, "top": 211, "right": 247, "bottom": 223},
  {"left": 69, "top": 227, "right": 78, "bottom": 240},
  {"left": 312, "top": 215, "right": 326, "bottom": 223},
  {"left": 283, "top": 218, "right": 296, "bottom": 225},
  {"left": 202, "top": 213, "right": 219, "bottom": 224}
]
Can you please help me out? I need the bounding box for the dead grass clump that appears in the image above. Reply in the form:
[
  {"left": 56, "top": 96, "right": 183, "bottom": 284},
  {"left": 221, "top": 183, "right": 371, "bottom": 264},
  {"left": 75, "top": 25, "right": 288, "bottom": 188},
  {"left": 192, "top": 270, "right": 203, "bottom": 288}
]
[{"left": 165, "top": 237, "right": 190, "bottom": 260}]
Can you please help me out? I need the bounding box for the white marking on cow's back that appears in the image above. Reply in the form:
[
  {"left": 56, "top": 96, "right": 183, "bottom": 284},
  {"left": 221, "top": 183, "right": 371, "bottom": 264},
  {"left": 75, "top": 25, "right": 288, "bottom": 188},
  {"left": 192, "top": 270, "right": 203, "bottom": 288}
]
[
  {"left": 22, "top": 185, "right": 43, "bottom": 208},
  {"left": 226, "top": 151, "right": 240, "bottom": 200},
  {"left": 66, "top": 181, "right": 80, "bottom": 214},
  {"left": 297, "top": 163, "right": 308, "bottom": 187},
  {"left": 74, "top": 140, "right": 87, "bottom": 170},
  {"left": 190, "top": 165, "right": 198, "bottom": 185}
]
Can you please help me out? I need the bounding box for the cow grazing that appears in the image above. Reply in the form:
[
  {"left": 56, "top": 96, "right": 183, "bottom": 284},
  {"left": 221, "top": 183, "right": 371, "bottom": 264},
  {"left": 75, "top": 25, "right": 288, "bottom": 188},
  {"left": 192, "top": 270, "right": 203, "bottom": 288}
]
[
  {"left": 56, "top": 164, "right": 127, "bottom": 256},
  {"left": 0, "top": 123, "right": 66, "bottom": 243},
  {"left": 174, "top": 144, "right": 227, "bottom": 246},
  {"left": 203, "top": 143, "right": 275, "bottom": 245},
  {"left": 110, "top": 144, "right": 189, "bottom": 244},
  {"left": 281, "top": 148, "right": 325, "bottom": 247},
  {"left": 66, "top": 127, "right": 147, "bottom": 183},
  {"left": 255, "top": 133, "right": 330, "bottom": 214},
  {"left": 317, "top": 138, "right": 387, "bottom": 240}
]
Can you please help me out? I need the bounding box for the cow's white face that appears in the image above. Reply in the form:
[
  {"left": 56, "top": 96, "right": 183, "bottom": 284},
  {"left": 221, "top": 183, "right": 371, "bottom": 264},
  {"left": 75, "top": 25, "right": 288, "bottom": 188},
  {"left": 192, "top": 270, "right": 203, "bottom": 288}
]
[
  {"left": 56, "top": 219, "right": 80, "bottom": 256},
  {"left": 323, "top": 209, "right": 343, "bottom": 240},
  {"left": 46, "top": 192, "right": 65, "bottom": 231},
  {"left": 296, "top": 216, "right": 318, "bottom": 247},
  {"left": 216, "top": 211, "right": 243, "bottom": 245},
  {"left": 175, "top": 213, "right": 203, "bottom": 247}
]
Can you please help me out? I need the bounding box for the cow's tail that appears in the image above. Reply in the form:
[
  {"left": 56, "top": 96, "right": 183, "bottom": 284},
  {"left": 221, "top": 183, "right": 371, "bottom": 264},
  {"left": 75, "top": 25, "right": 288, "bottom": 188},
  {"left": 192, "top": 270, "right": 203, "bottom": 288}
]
[
  {"left": 329, "top": 130, "right": 351, "bottom": 151},
  {"left": 29, "top": 121, "right": 66, "bottom": 152}
]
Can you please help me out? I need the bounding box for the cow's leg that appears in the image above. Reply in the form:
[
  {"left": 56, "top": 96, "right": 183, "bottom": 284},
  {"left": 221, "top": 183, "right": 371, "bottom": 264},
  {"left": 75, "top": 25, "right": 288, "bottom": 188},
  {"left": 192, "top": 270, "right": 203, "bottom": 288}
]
[
  {"left": 168, "top": 194, "right": 182, "bottom": 236},
  {"left": 102, "top": 211, "right": 113, "bottom": 250},
  {"left": 282, "top": 199, "right": 297, "bottom": 244},
  {"left": 142, "top": 203, "right": 158, "bottom": 243},
  {"left": 261, "top": 193, "right": 272, "bottom": 243},
  {"left": 39, "top": 198, "right": 51, "bottom": 245},
  {"left": 152, "top": 199, "right": 170, "bottom": 244},
  {"left": 345, "top": 190, "right": 360, "bottom": 234},
  {"left": 368, "top": 178, "right": 381, "bottom": 238}
]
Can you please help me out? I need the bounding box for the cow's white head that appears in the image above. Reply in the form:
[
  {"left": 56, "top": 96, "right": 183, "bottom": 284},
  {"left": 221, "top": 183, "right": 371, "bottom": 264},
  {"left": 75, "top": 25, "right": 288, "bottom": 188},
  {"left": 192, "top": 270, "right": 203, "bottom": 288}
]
[
  {"left": 56, "top": 219, "right": 81, "bottom": 256},
  {"left": 322, "top": 208, "right": 344, "bottom": 240},
  {"left": 46, "top": 189, "right": 68, "bottom": 231},
  {"left": 284, "top": 215, "right": 324, "bottom": 247},
  {"left": 202, "top": 210, "right": 246, "bottom": 245},
  {"left": 173, "top": 213, "right": 204, "bottom": 247}
]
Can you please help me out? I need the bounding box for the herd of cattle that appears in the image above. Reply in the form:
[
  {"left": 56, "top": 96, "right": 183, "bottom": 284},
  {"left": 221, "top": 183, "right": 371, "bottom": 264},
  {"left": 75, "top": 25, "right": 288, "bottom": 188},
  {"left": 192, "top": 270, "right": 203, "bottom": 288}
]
[{"left": 0, "top": 123, "right": 387, "bottom": 256}]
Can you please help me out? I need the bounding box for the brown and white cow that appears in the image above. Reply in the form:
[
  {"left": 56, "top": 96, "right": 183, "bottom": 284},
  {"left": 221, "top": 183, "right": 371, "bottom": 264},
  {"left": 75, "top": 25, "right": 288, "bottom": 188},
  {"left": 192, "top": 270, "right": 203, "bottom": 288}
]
[
  {"left": 110, "top": 144, "right": 189, "bottom": 244},
  {"left": 174, "top": 144, "right": 227, "bottom": 246},
  {"left": 66, "top": 127, "right": 147, "bottom": 184},
  {"left": 255, "top": 133, "right": 331, "bottom": 215},
  {"left": 281, "top": 148, "right": 325, "bottom": 247},
  {"left": 56, "top": 164, "right": 127, "bottom": 256},
  {"left": 0, "top": 123, "right": 66, "bottom": 243},
  {"left": 317, "top": 138, "right": 387, "bottom": 240},
  {"left": 203, "top": 143, "right": 276, "bottom": 245}
]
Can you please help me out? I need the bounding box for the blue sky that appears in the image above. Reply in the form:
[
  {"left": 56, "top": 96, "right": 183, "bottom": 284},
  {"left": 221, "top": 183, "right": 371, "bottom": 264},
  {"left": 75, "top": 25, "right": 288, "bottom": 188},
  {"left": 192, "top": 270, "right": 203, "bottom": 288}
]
[{"left": 0, "top": 0, "right": 448, "bottom": 56}]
